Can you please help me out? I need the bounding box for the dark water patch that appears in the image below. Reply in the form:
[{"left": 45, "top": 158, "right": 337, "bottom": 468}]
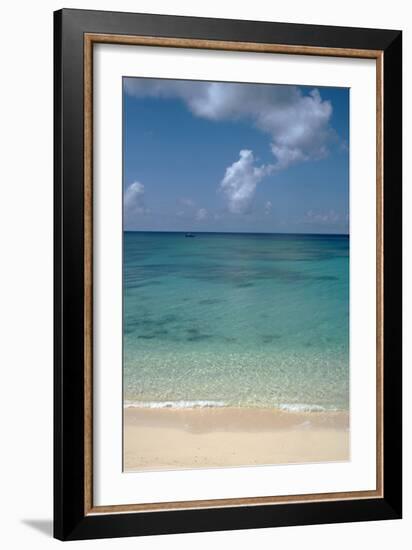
[
  {"left": 261, "top": 334, "right": 281, "bottom": 344},
  {"left": 185, "top": 327, "right": 214, "bottom": 342},
  {"left": 124, "top": 263, "right": 188, "bottom": 282},
  {"left": 187, "top": 328, "right": 200, "bottom": 334},
  {"left": 141, "top": 263, "right": 181, "bottom": 270},
  {"left": 189, "top": 243, "right": 348, "bottom": 264},
  {"left": 189, "top": 263, "right": 330, "bottom": 285},
  {"left": 125, "top": 280, "right": 164, "bottom": 289},
  {"left": 124, "top": 317, "right": 146, "bottom": 333},
  {"left": 187, "top": 333, "right": 213, "bottom": 342},
  {"left": 137, "top": 328, "right": 170, "bottom": 340},
  {"left": 198, "top": 298, "right": 225, "bottom": 305},
  {"left": 124, "top": 274, "right": 165, "bottom": 284},
  {"left": 156, "top": 314, "right": 180, "bottom": 325},
  {"left": 236, "top": 282, "right": 254, "bottom": 288},
  {"left": 125, "top": 314, "right": 181, "bottom": 333}
]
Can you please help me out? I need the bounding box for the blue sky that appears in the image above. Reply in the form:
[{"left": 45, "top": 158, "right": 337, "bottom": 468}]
[{"left": 123, "top": 77, "right": 349, "bottom": 234}]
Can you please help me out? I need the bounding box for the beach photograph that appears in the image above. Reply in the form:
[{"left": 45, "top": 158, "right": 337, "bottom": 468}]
[{"left": 123, "top": 77, "right": 349, "bottom": 471}]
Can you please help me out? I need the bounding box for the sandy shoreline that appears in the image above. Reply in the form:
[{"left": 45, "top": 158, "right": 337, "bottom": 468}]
[{"left": 124, "top": 407, "right": 349, "bottom": 472}]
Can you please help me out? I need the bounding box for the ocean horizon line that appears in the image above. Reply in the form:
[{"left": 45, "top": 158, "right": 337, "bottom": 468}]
[{"left": 124, "top": 230, "right": 349, "bottom": 237}]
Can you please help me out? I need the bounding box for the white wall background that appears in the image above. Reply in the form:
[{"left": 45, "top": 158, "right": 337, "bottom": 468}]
[{"left": 0, "top": 1, "right": 408, "bottom": 548}]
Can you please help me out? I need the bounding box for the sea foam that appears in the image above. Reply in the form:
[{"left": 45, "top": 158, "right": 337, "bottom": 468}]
[
  {"left": 278, "top": 403, "right": 332, "bottom": 413},
  {"left": 124, "top": 400, "right": 335, "bottom": 412},
  {"left": 124, "top": 399, "right": 227, "bottom": 409}
]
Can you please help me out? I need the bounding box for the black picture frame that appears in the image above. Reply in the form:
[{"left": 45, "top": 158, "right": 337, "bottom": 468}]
[{"left": 54, "top": 8, "right": 402, "bottom": 541}]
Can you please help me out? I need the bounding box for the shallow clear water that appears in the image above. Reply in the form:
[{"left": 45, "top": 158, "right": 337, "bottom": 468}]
[{"left": 123, "top": 232, "right": 349, "bottom": 411}]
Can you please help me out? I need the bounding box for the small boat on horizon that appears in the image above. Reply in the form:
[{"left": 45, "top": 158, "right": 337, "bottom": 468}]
[{"left": 185, "top": 233, "right": 196, "bottom": 238}]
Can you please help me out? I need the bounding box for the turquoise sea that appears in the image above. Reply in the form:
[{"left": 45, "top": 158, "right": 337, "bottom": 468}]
[{"left": 123, "top": 232, "right": 349, "bottom": 412}]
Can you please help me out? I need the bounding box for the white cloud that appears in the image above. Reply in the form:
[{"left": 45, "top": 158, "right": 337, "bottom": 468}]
[
  {"left": 195, "top": 208, "right": 208, "bottom": 221},
  {"left": 220, "top": 150, "right": 271, "bottom": 214},
  {"left": 124, "top": 181, "right": 147, "bottom": 222},
  {"left": 125, "top": 80, "right": 333, "bottom": 170},
  {"left": 125, "top": 79, "right": 335, "bottom": 216},
  {"left": 264, "top": 200, "right": 273, "bottom": 215}
]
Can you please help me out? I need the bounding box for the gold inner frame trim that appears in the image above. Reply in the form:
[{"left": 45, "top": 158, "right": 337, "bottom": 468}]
[{"left": 84, "top": 33, "right": 384, "bottom": 516}]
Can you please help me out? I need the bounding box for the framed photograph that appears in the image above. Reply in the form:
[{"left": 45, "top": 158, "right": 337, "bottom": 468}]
[{"left": 54, "top": 8, "right": 402, "bottom": 540}]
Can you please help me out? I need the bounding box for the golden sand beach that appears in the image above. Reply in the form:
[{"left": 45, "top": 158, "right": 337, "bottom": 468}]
[{"left": 124, "top": 407, "right": 349, "bottom": 472}]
